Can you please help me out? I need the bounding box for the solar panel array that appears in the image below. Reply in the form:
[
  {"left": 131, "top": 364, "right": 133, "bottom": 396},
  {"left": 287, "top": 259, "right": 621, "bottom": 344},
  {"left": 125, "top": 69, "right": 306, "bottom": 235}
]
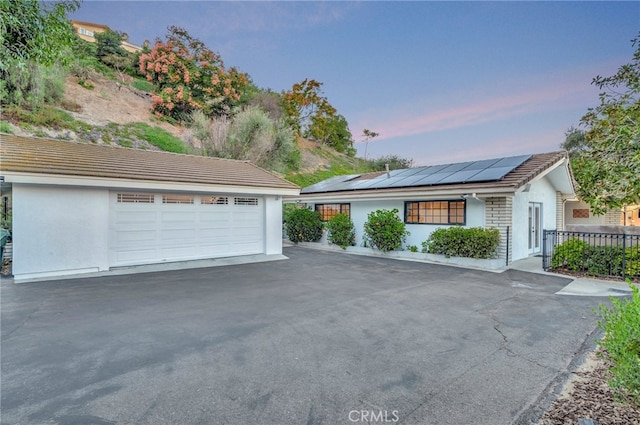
[{"left": 301, "top": 154, "right": 532, "bottom": 194}]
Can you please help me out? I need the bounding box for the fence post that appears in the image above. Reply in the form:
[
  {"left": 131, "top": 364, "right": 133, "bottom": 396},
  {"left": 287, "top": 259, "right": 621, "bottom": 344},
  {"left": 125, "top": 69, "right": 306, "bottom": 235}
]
[
  {"left": 622, "top": 233, "right": 627, "bottom": 281},
  {"left": 505, "top": 226, "right": 510, "bottom": 266}
]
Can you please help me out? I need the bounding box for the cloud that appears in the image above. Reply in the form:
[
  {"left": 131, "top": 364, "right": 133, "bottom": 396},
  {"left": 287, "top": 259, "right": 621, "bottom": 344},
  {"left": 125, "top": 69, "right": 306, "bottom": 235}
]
[{"left": 352, "top": 72, "right": 598, "bottom": 143}]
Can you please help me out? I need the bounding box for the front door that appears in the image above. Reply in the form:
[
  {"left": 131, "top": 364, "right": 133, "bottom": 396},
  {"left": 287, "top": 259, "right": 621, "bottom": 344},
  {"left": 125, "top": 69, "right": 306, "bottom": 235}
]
[{"left": 528, "top": 202, "right": 542, "bottom": 255}]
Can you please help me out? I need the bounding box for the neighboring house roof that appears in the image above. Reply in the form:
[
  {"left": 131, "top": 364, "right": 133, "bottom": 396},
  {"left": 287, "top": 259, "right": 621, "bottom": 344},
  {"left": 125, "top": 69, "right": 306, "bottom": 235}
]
[
  {"left": 0, "top": 135, "right": 299, "bottom": 193},
  {"left": 298, "top": 151, "right": 573, "bottom": 198},
  {"left": 70, "top": 20, "right": 110, "bottom": 31}
]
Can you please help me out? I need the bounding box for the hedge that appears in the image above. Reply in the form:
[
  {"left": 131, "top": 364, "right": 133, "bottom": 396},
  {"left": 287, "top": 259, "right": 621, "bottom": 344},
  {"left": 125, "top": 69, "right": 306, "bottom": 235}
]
[{"left": 422, "top": 226, "right": 500, "bottom": 259}]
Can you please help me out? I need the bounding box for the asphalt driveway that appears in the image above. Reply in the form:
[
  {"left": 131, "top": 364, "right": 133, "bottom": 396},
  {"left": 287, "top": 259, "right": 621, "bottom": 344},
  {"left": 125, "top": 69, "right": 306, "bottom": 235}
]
[{"left": 2, "top": 247, "right": 605, "bottom": 425}]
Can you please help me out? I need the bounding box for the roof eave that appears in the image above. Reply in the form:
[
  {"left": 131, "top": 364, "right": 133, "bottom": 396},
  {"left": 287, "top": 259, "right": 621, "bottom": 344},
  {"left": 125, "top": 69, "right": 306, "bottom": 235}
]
[{"left": 3, "top": 172, "right": 300, "bottom": 196}]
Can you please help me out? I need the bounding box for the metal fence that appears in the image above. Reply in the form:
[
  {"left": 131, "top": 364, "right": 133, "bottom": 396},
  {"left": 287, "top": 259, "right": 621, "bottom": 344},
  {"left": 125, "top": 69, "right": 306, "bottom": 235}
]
[{"left": 542, "top": 230, "right": 640, "bottom": 281}]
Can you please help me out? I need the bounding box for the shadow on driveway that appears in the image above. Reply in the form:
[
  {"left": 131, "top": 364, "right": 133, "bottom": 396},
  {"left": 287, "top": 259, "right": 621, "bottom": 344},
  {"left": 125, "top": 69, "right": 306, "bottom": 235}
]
[{"left": 1, "top": 246, "right": 603, "bottom": 425}]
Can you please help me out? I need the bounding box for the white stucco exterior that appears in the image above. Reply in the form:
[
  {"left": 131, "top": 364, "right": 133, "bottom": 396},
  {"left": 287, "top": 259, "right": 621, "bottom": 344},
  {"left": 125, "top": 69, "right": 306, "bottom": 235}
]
[
  {"left": 511, "top": 177, "right": 558, "bottom": 260},
  {"left": 13, "top": 185, "right": 111, "bottom": 280},
  {"left": 10, "top": 184, "right": 291, "bottom": 282},
  {"left": 293, "top": 157, "right": 575, "bottom": 264},
  {"left": 308, "top": 197, "right": 487, "bottom": 250}
]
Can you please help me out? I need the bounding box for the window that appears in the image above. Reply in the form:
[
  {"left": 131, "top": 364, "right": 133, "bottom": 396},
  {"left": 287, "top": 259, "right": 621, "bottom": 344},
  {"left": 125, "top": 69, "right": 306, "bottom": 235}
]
[
  {"left": 162, "top": 194, "right": 194, "bottom": 204},
  {"left": 86, "top": 30, "right": 94, "bottom": 37},
  {"left": 573, "top": 208, "right": 590, "bottom": 219},
  {"left": 201, "top": 195, "right": 228, "bottom": 205},
  {"left": 117, "top": 193, "right": 154, "bottom": 203},
  {"left": 405, "top": 200, "right": 465, "bottom": 224},
  {"left": 79, "top": 28, "right": 86, "bottom": 35},
  {"left": 234, "top": 197, "right": 259, "bottom": 206},
  {"left": 315, "top": 203, "right": 350, "bottom": 221}
]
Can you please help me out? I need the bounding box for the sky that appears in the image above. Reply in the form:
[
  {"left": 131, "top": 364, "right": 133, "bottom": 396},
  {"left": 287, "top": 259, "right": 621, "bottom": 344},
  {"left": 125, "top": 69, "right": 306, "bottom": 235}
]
[{"left": 71, "top": 1, "right": 640, "bottom": 166}]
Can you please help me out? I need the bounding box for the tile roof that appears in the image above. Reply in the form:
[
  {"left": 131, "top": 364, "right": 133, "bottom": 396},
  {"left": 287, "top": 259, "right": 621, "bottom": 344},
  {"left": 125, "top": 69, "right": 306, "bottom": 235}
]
[
  {"left": 300, "top": 151, "right": 569, "bottom": 196},
  {"left": 0, "top": 135, "right": 299, "bottom": 190}
]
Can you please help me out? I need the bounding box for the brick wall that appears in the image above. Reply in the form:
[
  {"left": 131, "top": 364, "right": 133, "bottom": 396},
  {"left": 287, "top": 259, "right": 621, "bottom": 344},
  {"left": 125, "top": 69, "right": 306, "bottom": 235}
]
[{"left": 485, "top": 196, "right": 512, "bottom": 264}]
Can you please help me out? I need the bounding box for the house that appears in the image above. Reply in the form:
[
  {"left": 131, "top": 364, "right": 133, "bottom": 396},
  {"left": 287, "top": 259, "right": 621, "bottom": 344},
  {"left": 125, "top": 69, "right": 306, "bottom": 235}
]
[
  {"left": 565, "top": 200, "right": 640, "bottom": 228},
  {"left": 290, "top": 151, "right": 575, "bottom": 264},
  {"left": 70, "top": 20, "right": 144, "bottom": 53},
  {"left": 0, "top": 135, "right": 299, "bottom": 282}
]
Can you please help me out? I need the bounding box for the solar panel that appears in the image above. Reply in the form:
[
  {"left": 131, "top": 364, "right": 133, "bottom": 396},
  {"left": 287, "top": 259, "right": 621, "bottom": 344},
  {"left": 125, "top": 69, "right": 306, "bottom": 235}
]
[
  {"left": 414, "top": 164, "right": 448, "bottom": 175},
  {"left": 300, "top": 154, "right": 533, "bottom": 193},
  {"left": 438, "top": 169, "right": 485, "bottom": 184},
  {"left": 439, "top": 161, "right": 474, "bottom": 173},
  {"left": 465, "top": 166, "right": 515, "bottom": 182},
  {"left": 493, "top": 154, "right": 531, "bottom": 167},
  {"left": 413, "top": 172, "right": 456, "bottom": 185}
]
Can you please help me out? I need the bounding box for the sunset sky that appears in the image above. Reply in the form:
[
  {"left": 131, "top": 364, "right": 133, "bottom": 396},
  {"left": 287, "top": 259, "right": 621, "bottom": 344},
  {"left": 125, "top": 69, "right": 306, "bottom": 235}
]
[{"left": 71, "top": 1, "right": 640, "bottom": 165}]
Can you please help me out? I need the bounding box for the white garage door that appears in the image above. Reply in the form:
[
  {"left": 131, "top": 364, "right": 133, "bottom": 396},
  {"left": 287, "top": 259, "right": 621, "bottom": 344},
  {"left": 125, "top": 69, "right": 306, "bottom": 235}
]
[{"left": 109, "top": 192, "right": 264, "bottom": 267}]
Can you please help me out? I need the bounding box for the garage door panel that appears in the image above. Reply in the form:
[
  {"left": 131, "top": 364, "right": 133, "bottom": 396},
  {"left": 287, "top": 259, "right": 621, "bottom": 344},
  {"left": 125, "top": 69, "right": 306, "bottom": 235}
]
[
  {"left": 110, "top": 192, "right": 264, "bottom": 267},
  {"left": 114, "top": 211, "right": 157, "bottom": 225},
  {"left": 115, "top": 230, "right": 157, "bottom": 244},
  {"left": 161, "top": 211, "right": 197, "bottom": 223},
  {"left": 114, "top": 248, "right": 158, "bottom": 264},
  {"left": 160, "top": 228, "right": 198, "bottom": 242}
]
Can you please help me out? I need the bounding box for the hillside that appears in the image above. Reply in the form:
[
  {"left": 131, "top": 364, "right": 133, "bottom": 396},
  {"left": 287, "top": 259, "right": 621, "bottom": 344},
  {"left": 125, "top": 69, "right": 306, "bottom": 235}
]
[{"left": 0, "top": 71, "right": 373, "bottom": 186}]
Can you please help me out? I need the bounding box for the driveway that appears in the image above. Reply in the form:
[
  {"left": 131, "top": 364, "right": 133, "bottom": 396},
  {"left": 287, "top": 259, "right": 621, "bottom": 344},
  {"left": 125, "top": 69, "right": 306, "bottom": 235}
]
[{"left": 2, "top": 247, "right": 605, "bottom": 425}]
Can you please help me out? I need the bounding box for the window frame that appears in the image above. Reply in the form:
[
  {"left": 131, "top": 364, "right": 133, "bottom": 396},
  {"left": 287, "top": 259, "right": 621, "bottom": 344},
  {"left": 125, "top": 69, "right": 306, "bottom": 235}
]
[
  {"left": 315, "top": 203, "right": 351, "bottom": 222},
  {"left": 404, "top": 200, "right": 466, "bottom": 225}
]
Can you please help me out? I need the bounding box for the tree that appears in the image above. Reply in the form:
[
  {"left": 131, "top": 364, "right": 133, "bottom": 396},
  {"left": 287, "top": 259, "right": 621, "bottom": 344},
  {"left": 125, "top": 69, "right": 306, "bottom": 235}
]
[
  {"left": 573, "top": 33, "right": 640, "bottom": 215},
  {"left": 306, "top": 112, "right": 355, "bottom": 155},
  {"left": 560, "top": 126, "right": 587, "bottom": 158},
  {"left": 0, "top": 0, "right": 79, "bottom": 70},
  {"left": 282, "top": 79, "right": 336, "bottom": 135},
  {"left": 361, "top": 128, "right": 379, "bottom": 160},
  {"left": 95, "top": 29, "right": 127, "bottom": 60},
  {"left": 368, "top": 154, "right": 414, "bottom": 171},
  {"left": 0, "top": 0, "right": 79, "bottom": 105},
  {"left": 139, "top": 26, "right": 249, "bottom": 120}
]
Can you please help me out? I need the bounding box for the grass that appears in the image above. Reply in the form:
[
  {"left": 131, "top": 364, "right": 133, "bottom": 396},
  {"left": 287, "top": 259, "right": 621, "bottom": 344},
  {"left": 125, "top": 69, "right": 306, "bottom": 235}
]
[
  {"left": 125, "top": 122, "right": 189, "bottom": 154},
  {"left": 131, "top": 79, "right": 154, "bottom": 93},
  {"left": 597, "top": 282, "right": 640, "bottom": 407},
  {"left": 0, "top": 121, "right": 13, "bottom": 134}
]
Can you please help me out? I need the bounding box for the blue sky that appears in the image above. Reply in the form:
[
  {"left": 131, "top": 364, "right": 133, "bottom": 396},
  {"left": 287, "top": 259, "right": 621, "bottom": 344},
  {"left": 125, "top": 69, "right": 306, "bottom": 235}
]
[{"left": 71, "top": 1, "right": 639, "bottom": 166}]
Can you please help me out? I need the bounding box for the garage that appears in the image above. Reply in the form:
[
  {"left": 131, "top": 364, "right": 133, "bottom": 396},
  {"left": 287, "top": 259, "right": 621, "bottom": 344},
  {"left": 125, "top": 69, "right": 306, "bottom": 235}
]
[
  {"left": 0, "top": 135, "right": 299, "bottom": 282},
  {"left": 110, "top": 192, "right": 265, "bottom": 266}
]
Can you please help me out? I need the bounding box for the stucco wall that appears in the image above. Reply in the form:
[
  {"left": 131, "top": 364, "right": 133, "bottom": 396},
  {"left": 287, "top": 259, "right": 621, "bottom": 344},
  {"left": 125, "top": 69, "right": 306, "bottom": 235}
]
[
  {"left": 310, "top": 197, "right": 485, "bottom": 249},
  {"left": 511, "top": 177, "right": 558, "bottom": 260},
  {"left": 264, "top": 196, "right": 283, "bottom": 255},
  {"left": 13, "top": 184, "right": 110, "bottom": 280}
]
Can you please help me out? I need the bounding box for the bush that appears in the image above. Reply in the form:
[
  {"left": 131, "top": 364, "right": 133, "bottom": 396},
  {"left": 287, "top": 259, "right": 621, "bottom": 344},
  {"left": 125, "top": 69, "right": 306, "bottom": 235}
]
[
  {"left": 422, "top": 226, "right": 500, "bottom": 259},
  {"left": 551, "top": 239, "right": 640, "bottom": 278},
  {"left": 363, "top": 209, "right": 409, "bottom": 252},
  {"left": 327, "top": 213, "right": 355, "bottom": 249},
  {"left": 285, "top": 208, "right": 324, "bottom": 243},
  {"left": 550, "top": 238, "right": 590, "bottom": 271},
  {"left": 597, "top": 282, "right": 640, "bottom": 406}
]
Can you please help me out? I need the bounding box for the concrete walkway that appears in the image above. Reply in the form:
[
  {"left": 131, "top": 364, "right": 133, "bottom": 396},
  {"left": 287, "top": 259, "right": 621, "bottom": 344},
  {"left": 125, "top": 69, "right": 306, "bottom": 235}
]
[{"left": 508, "top": 255, "right": 635, "bottom": 297}]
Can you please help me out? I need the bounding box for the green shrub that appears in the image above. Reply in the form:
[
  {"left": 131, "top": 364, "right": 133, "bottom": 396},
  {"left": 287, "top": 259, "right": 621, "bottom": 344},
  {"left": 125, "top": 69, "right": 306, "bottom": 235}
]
[
  {"left": 0, "top": 121, "right": 13, "bottom": 134},
  {"left": 363, "top": 209, "right": 409, "bottom": 252},
  {"left": 285, "top": 208, "right": 324, "bottom": 243},
  {"left": 597, "top": 282, "right": 640, "bottom": 406},
  {"left": 551, "top": 239, "right": 640, "bottom": 278},
  {"left": 551, "top": 238, "right": 590, "bottom": 271},
  {"left": 407, "top": 245, "right": 419, "bottom": 253},
  {"left": 327, "top": 213, "right": 355, "bottom": 249},
  {"left": 422, "top": 226, "right": 500, "bottom": 259}
]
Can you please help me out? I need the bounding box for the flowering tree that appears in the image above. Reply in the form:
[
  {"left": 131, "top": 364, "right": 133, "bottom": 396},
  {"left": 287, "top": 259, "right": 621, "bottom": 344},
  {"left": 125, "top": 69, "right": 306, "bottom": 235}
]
[{"left": 139, "top": 26, "right": 249, "bottom": 120}]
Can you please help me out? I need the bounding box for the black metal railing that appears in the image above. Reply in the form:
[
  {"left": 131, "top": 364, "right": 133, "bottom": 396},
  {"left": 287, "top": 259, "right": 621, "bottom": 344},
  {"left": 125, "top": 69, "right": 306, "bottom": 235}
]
[{"left": 543, "top": 230, "right": 640, "bottom": 281}]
